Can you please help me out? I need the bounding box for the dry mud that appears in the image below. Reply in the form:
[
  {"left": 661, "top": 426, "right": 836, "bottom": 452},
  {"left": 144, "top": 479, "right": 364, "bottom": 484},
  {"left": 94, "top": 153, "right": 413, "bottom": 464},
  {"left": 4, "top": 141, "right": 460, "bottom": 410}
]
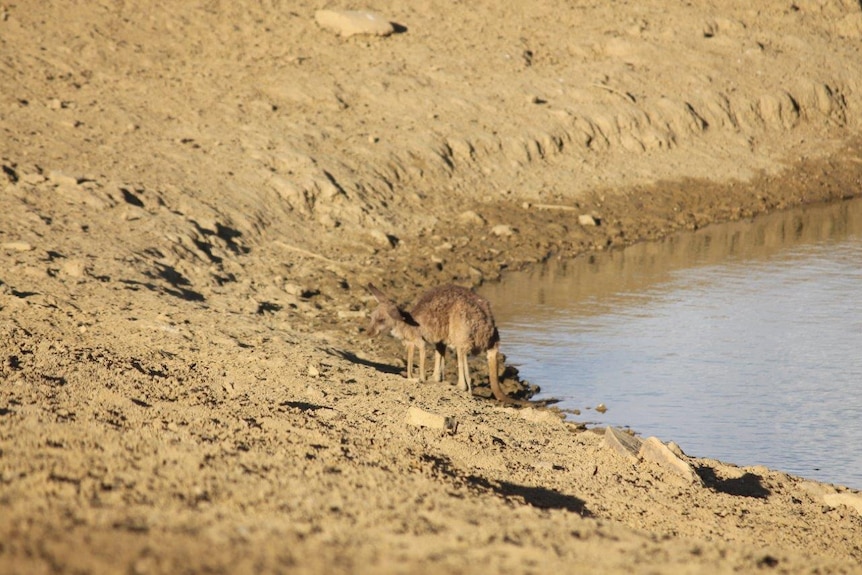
[{"left": 2, "top": 1, "right": 862, "bottom": 573}]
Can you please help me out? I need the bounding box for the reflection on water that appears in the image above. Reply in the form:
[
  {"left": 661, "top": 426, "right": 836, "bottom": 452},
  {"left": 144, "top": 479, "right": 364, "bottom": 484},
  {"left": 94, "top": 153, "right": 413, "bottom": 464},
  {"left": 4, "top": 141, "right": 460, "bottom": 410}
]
[{"left": 481, "top": 198, "right": 862, "bottom": 489}]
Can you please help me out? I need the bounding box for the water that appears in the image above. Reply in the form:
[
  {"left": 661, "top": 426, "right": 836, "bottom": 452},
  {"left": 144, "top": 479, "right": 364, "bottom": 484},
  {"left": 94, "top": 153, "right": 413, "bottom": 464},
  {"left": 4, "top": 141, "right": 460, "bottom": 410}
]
[{"left": 481, "top": 197, "right": 862, "bottom": 489}]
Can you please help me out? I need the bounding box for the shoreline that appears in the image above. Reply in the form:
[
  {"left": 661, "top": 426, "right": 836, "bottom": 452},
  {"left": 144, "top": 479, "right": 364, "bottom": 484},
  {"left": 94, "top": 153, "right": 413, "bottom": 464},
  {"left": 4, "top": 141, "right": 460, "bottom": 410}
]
[{"left": 485, "top": 172, "right": 862, "bottom": 491}]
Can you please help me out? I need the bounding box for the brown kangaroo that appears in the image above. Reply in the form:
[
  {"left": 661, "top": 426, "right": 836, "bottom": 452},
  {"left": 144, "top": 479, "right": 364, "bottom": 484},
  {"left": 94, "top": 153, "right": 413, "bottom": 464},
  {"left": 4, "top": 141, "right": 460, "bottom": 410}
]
[{"left": 366, "top": 283, "right": 516, "bottom": 403}]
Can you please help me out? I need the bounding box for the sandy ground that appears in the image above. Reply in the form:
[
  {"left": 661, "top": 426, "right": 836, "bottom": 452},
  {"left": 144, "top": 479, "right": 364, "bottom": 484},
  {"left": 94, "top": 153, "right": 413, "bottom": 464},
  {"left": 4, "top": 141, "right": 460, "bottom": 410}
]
[{"left": 3, "top": 1, "right": 862, "bottom": 573}]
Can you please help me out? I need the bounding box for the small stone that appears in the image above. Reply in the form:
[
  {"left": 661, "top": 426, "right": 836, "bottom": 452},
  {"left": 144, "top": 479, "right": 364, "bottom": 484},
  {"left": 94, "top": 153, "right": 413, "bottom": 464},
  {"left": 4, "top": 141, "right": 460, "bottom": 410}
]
[
  {"left": 61, "top": 259, "right": 88, "bottom": 278},
  {"left": 369, "top": 229, "right": 396, "bottom": 248},
  {"left": 2, "top": 241, "right": 34, "bottom": 252},
  {"left": 491, "top": 224, "right": 517, "bottom": 237},
  {"left": 21, "top": 173, "right": 47, "bottom": 185},
  {"left": 578, "top": 214, "right": 599, "bottom": 226},
  {"left": 307, "top": 364, "right": 320, "bottom": 378},
  {"left": 314, "top": 10, "right": 395, "bottom": 37},
  {"left": 405, "top": 406, "right": 457, "bottom": 432},
  {"left": 47, "top": 170, "right": 79, "bottom": 187},
  {"left": 122, "top": 207, "right": 146, "bottom": 221},
  {"left": 595, "top": 403, "right": 608, "bottom": 413},
  {"left": 457, "top": 210, "right": 486, "bottom": 226}
]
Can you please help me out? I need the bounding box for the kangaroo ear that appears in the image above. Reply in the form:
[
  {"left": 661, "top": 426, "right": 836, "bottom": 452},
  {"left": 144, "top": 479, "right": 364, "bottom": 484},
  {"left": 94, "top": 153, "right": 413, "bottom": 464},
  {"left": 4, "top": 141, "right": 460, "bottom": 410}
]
[{"left": 367, "top": 283, "right": 387, "bottom": 303}]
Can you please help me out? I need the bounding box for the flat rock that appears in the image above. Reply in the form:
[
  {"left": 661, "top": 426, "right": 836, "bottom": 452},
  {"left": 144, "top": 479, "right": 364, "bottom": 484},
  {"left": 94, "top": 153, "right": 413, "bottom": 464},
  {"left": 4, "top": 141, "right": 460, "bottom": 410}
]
[
  {"left": 491, "top": 224, "right": 517, "bottom": 237},
  {"left": 405, "top": 406, "right": 457, "bottom": 432},
  {"left": 604, "top": 426, "right": 642, "bottom": 461},
  {"left": 457, "top": 210, "right": 486, "bottom": 226},
  {"left": 578, "top": 214, "right": 599, "bottom": 226},
  {"left": 47, "top": 170, "right": 80, "bottom": 187},
  {"left": 314, "top": 10, "right": 394, "bottom": 37},
  {"left": 639, "top": 436, "right": 702, "bottom": 485},
  {"left": 2, "top": 241, "right": 34, "bottom": 252}
]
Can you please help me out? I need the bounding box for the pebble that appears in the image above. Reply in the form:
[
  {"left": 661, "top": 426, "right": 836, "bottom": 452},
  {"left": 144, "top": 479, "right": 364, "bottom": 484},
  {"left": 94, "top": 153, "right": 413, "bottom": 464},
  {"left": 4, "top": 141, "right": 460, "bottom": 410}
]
[
  {"left": 405, "top": 406, "right": 457, "bottom": 432},
  {"left": 578, "top": 214, "right": 599, "bottom": 226},
  {"left": 369, "top": 229, "right": 396, "bottom": 248},
  {"left": 47, "top": 170, "right": 80, "bottom": 187},
  {"left": 491, "top": 224, "right": 517, "bottom": 237},
  {"left": 458, "top": 210, "right": 486, "bottom": 226},
  {"left": 2, "top": 241, "right": 34, "bottom": 252},
  {"left": 21, "top": 173, "right": 47, "bottom": 185},
  {"left": 314, "top": 10, "right": 395, "bottom": 37},
  {"left": 61, "top": 259, "right": 88, "bottom": 278}
]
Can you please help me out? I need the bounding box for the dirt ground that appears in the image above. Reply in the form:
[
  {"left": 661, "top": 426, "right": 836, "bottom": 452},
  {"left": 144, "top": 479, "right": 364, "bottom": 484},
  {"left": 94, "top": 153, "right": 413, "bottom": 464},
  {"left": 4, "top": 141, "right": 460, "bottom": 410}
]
[{"left": 2, "top": 1, "right": 862, "bottom": 573}]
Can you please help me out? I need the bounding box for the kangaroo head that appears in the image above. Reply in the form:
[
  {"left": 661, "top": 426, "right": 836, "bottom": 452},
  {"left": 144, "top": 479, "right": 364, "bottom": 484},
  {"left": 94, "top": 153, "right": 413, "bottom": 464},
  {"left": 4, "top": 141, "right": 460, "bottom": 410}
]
[{"left": 366, "top": 283, "right": 404, "bottom": 338}]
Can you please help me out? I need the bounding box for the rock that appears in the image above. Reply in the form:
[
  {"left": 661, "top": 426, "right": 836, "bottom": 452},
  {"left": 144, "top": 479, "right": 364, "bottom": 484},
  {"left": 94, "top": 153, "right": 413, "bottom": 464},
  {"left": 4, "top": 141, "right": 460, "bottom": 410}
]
[
  {"left": 604, "top": 427, "right": 642, "bottom": 461},
  {"left": 2, "top": 241, "right": 34, "bottom": 252},
  {"left": 457, "top": 210, "right": 486, "bottom": 226},
  {"left": 638, "top": 436, "right": 702, "bottom": 485},
  {"left": 491, "top": 224, "right": 517, "bottom": 237},
  {"left": 405, "top": 406, "right": 457, "bottom": 432},
  {"left": 21, "top": 173, "right": 47, "bottom": 185},
  {"left": 314, "top": 10, "right": 395, "bottom": 37},
  {"left": 369, "top": 229, "right": 397, "bottom": 248},
  {"left": 122, "top": 206, "right": 147, "bottom": 221},
  {"left": 667, "top": 441, "right": 686, "bottom": 458},
  {"left": 47, "top": 170, "right": 80, "bottom": 187},
  {"left": 61, "top": 259, "right": 88, "bottom": 279},
  {"left": 823, "top": 493, "right": 862, "bottom": 516},
  {"left": 578, "top": 214, "right": 600, "bottom": 226}
]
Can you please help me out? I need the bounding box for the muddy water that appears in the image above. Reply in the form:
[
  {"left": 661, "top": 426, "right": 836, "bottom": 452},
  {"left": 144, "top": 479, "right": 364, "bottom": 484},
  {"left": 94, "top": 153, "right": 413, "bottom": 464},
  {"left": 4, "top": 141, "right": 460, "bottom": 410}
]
[{"left": 481, "top": 198, "right": 862, "bottom": 489}]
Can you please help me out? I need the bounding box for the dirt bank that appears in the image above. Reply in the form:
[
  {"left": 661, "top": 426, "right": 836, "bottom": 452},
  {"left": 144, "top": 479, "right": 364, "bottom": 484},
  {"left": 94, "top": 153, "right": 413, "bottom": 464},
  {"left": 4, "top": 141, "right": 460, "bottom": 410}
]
[{"left": 2, "top": 1, "right": 862, "bottom": 573}]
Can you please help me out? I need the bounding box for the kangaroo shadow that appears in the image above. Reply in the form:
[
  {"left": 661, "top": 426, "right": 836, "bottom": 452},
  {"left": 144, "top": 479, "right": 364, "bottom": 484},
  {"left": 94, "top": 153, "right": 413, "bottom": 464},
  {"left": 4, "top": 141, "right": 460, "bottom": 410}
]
[
  {"left": 328, "top": 348, "right": 403, "bottom": 376},
  {"left": 696, "top": 467, "right": 771, "bottom": 499},
  {"left": 487, "top": 479, "right": 591, "bottom": 516}
]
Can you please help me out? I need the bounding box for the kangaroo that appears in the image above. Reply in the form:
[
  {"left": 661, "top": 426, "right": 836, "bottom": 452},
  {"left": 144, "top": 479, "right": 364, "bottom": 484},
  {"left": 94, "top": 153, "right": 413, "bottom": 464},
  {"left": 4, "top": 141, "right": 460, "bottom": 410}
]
[{"left": 366, "top": 283, "right": 518, "bottom": 403}]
